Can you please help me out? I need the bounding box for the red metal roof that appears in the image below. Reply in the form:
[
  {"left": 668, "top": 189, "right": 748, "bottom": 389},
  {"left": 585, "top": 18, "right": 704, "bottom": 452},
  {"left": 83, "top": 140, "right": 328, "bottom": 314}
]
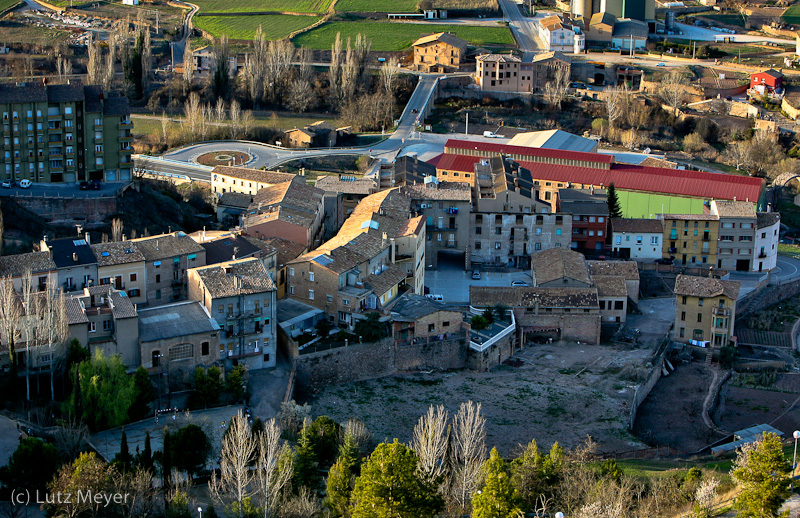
[
  {"left": 435, "top": 153, "right": 483, "bottom": 173},
  {"left": 444, "top": 139, "right": 613, "bottom": 164},
  {"left": 427, "top": 153, "right": 445, "bottom": 168},
  {"left": 516, "top": 161, "right": 763, "bottom": 202}
]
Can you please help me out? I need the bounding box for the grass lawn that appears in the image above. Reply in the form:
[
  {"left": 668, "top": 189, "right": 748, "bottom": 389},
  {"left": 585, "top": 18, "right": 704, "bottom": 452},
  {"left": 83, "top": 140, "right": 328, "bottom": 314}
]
[
  {"left": 189, "top": 0, "right": 332, "bottom": 13},
  {"left": 193, "top": 14, "right": 321, "bottom": 40},
  {"left": 131, "top": 113, "right": 341, "bottom": 135},
  {"left": 0, "top": 0, "right": 21, "bottom": 12},
  {"left": 336, "top": 0, "right": 418, "bottom": 12},
  {"left": 779, "top": 243, "right": 800, "bottom": 257},
  {"left": 784, "top": 4, "right": 800, "bottom": 25},
  {"left": 0, "top": 22, "right": 71, "bottom": 45},
  {"left": 294, "top": 21, "right": 514, "bottom": 51}
]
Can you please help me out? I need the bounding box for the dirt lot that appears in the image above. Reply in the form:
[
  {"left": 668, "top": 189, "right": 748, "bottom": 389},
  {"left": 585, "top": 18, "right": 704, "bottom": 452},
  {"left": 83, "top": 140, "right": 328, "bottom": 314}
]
[
  {"left": 715, "top": 372, "right": 800, "bottom": 437},
  {"left": 633, "top": 362, "right": 725, "bottom": 453},
  {"left": 307, "top": 342, "right": 654, "bottom": 456}
]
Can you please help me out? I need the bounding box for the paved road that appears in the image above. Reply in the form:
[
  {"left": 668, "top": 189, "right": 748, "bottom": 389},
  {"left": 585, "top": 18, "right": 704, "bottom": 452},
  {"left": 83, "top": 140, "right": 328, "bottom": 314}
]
[
  {"left": 672, "top": 22, "right": 793, "bottom": 44},
  {"left": 497, "top": 0, "right": 542, "bottom": 60},
  {"left": 776, "top": 255, "right": 800, "bottom": 283}
]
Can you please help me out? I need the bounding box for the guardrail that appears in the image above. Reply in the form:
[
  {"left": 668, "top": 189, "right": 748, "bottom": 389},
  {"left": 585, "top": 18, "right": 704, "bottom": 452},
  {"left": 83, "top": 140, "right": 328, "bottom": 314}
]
[{"left": 468, "top": 306, "right": 516, "bottom": 352}]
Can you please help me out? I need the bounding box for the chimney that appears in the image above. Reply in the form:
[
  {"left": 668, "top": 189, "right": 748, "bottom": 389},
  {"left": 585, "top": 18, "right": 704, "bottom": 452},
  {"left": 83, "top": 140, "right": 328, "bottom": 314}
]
[
  {"left": 155, "top": 239, "right": 159, "bottom": 250},
  {"left": 202, "top": 226, "right": 206, "bottom": 242},
  {"left": 72, "top": 252, "right": 78, "bottom": 262},
  {"left": 84, "top": 232, "right": 91, "bottom": 244},
  {"left": 390, "top": 238, "right": 396, "bottom": 264},
  {"left": 122, "top": 234, "right": 127, "bottom": 241}
]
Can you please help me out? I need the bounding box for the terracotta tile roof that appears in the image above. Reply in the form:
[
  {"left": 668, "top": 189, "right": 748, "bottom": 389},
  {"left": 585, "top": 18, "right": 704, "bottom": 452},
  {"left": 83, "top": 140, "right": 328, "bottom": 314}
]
[
  {"left": 402, "top": 181, "right": 472, "bottom": 201},
  {"left": 662, "top": 214, "right": 718, "bottom": 221},
  {"left": 259, "top": 237, "right": 306, "bottom": 267},
  {"left": 364, "top": 265, "right": 407, "bottom": 298},
  {"left": 532, "top": 248, "right": 591, "bottom": 286},
  {"left": 0, "top": 251, "right": 56, "bottom": 277},
  {"left": 476, "top": 54, "right": 521, "bottom": 63},
  {"left": 757, "top": 212, "right": 780, "bottom": 229},
  {"left": 391, "top": 293, "right": 459, "bottom": 321},
  {"left": 244, "top": 181, "right": 323, "bottom": 228},
  {"left": 108, "top": 290, "right": 137, "bottom": 319},
  {"left": 218, "top": 192, "right": 253, "bottom": 209},
  {"left": 638, "top": 156, "right": 678, "bottom": 169},
  {"left": 64, "top": 296, "right": 89, "bottom": 325},
  {"left": 470, "top": 286, "right": 599, "bottom": 308},
  {"left": 132, "top": 232, "right": 205, "bottom": 261},
  {"left": 412, "top": 32, "right": 468, "bottom": 49},
  {"left": 712, "top": 200, "right": 756, "bottom": 218},
  {"left": 592, "top": 275, "right": 628, "bottom": 298},
  {"left": 611, "top": 218, "right": 663, "bottom": 234},
  {"left": 315, "top": 176, "right": 377, "bottom": 195},
  {"left": 540, "top": 15, "right": 565, "bottom": 31},
  {"left": 193, "top": 258, "right": 275, "bottom": 299},
  {"left": 587, "top": 260, "right": 639, "bottom": 281},
  {"left": 90, "top": 242, "right": 145, "bottom": 266},
  {"left": 674, "top": 274, "right": 740, "bottom": 299},
  {"left": 212, "top": 165, "right": 298, "bottom": 184}
]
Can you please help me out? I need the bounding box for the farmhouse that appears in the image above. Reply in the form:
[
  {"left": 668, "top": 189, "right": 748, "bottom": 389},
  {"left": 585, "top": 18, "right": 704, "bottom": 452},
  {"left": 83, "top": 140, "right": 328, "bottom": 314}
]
[{"left": 412, "top": 32, "right": 468, "bottom": 73}]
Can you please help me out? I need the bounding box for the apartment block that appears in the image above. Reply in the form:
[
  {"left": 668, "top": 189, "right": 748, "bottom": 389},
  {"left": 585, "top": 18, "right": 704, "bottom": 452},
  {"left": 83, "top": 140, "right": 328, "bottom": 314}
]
[
  {"left": 674, "top": 274, "right": 739, "bottom": 347},
  {"left": 40, "top": 236, "right": 98, "bottom": 293},
  {"left": 610, "top": 218, "right": 663, "bottom": 261},
  {"left": 90, "top": 241, "right": 147, "bottom": 305},
  {"left": 188, "top": 258, "right": 277, "bottom": 370},
  {"left": 712, "top": 200, "right": 757, "bottom": 272},
  {"left": 661, "top": 214, "right": 719, "bottom": 267},
  {"left": 131, "top": 232, "right": 207, "bottom": 305},
  {"left": 0, "top": 81, "right": 132, "bottom": 184},
  {"left": 472, "top": 212, "right": 571, "bottom": 268},
  {"left": 211, "top": 165, "right": 300, "bottom": 196},
  {"left": 754, "top": 212, "right": 780, "bottom": 272}
]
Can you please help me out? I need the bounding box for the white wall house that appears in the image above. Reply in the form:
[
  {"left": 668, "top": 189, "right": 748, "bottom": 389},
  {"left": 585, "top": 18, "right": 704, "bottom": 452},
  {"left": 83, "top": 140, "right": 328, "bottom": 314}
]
[{"left": 611, "top": 218, "right": 663, "bottom": 260}]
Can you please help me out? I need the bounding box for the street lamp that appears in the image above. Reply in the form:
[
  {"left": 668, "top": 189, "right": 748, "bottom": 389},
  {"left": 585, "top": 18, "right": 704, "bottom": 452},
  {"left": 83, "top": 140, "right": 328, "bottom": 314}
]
[
  {"left": 198, "top": 507, "right": 203, "bottom": 518},
  {"left": 792, "top": 430, "right": 800, "bottom": 491}
]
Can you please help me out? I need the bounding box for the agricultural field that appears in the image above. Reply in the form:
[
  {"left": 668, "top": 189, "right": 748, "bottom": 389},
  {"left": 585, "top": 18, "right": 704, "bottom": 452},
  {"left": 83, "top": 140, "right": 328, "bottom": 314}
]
[
  {"left": 0, "top": 21, "right": 71, "bottom": 45},
  {"left": 783, "top": 4, "right": 800, "bottom": 25},
  {"left": 294, "top": 21, "right": 514, "bottom": 51},
  {"left": 336, "top": 0, "right": 418, "bottom": 12},
  {"left": 190, "top": 0, "right": 332, "bottom": 13},
  {"left": 193, "top": 14, "right": 320, "bottom": 40},
  {"left": 0, "top": 0, "right": 20, "bottom": 12},
  {"left": 696, "top": 13, "right": 745, "bottom": 27}
]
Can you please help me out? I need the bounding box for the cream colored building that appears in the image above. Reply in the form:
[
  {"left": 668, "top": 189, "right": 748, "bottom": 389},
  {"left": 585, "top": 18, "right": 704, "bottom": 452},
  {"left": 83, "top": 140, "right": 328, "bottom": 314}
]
[
  {"left": 91, "top": 242, "right": 148, "bottom": 305},
  {"left": 211, "top": 165, "right": 301, "bottom": 196},
  {"left": 674, "top": 274, "right": 739, "bottom": 347},
  {"left": 412, "top": 32, "right": 468, "bottom": 73}
]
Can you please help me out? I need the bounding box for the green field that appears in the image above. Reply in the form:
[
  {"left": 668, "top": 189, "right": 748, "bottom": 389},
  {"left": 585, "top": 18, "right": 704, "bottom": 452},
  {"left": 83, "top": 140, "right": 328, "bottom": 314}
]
[
  {"left": 193, "top": 14, "right": 321, "bottom": 40},
  {"left": 783, "top": 4, "right": 800, "bottom": 25},
  {"left": 336, "top": 0, "right": 418, "bottom": 12},
  {"left": 294, "top": 21, "right": 514, "bottom": 51},
  {"left": 190, "top": 0, "right": 331, "bottom": 13},
  {"left": 0, "top": 0, "right": 21, "bottom": 12},
  {"left": 0, "top": 22, "right": 71, "bottom": 45}
]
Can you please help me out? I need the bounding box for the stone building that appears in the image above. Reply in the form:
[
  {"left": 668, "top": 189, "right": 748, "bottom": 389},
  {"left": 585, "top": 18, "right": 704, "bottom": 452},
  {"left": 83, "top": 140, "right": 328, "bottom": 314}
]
[
  {"left": 0, "top": 251, "right": 57, "bottom": 293},
  {"left": 131, "top": 232, "right": 207, "bottom": 306},
  {"left": 188, "top": 257, "right": 278, "bottom": 370},
  {"left": 211, "top": 166, "right": 299, "bottom": 196},
  {"left": 412, "top": 32, "right": 468, "bottom": 73},
  {"left": 673, "top": 274, "right": 739, "bottom": 346},
  {"left": 90, "top": 241, "right": 147, "bottom": 305}
]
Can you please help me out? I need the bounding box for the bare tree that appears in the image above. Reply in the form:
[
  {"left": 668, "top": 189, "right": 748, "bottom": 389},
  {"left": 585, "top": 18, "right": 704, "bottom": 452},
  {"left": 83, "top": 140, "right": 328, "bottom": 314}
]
[
  {"left": 286, "top": 79, "right": 316, "bottom": 113},
  {"left": 412, "top": 404, "right": 449, "bottom": 484},
  {"left": 182, "top": 40, "right": 193, "bottom": 93},
  {"left": 20, "top": 269, "right": 35, "bottom": 401},
  {"left": 241, "top": 110, "right": 255, "bottom": 139},
  {"left": 448, "top": 401, "right": 486, "bottom": 514},
  {"left": 160, "top": 112, "right": 169, "bottom": 147},
  {"left": 229, "top": 99, "right": 242, "bottom": 140},
  {"left": 659, "top": 71, "right": 687, "bottom": 117},
  {"left": 184, "top": 92, "right": 201, "bottom": 139},
  {"left": 112, "top": 218, "right": 124, "bottom": 242},
  {"left": 40, "top": 284, "right": 67, "bottom": 400},
  {"left": 543, "top": 65, "right": 570, "bottom": 109},
  {"left": 141, "top": 27, "right": 152, "bottom": 93},
  {"left": 255, "top": 418, "right": 294, "bottom": 518},
  {"left": 626, "top": 101, "right": 649, "bottom": 134},
  {"left": 725, "top": 139, "right": 751, "bottom": 170},
  {"left": 380, "top": 56, "right": 400, "bottom": 94},
  {"left": 245, "top": 25, "right": 267, "bottom": 106},
  {"left": 278, "top": 487, "right": 320, "bottom": 518},
  {"left": 0, "top": 276, "right": 21, "bottom": 369},
  {"left": 200, "top": 104, "right": 211, "bottom": 141},
  {"left": 604, "top": 85, "right": 630, "bottom": 129},
  {"left": 104, "top": 38, "right": 117, "bottom": 91},
  {"left": 56, "top": 55, "right": 69, "bottom": 83},
  {"left": 343, "top": 418, "right": 371, "bottom": 456},
  {"left": 264, "top": 39, "right": 295, "bottom": 103},
  {"left": 115, "top": 467, "right": 159, "bottom": 518},
  {"left": 210, "top": 411, "right": 256, "bottom": 518},
  {"left": 215, "top": 98, "right": 226, "bottom": 124},
  {"left": 694, "top": 477, "right": 719, "bottom": 518},
  {"left": 328, "top": 33, "right": 344, "bottom": 107},
  {"left": 295, "top": 46, "right": 313, "bottom": 83},
  {"left": 87, "top": 34, "right": 103, "bottom": 85},
  {"left": 52, "top": 420, "right": 89, "bottom": 461}
]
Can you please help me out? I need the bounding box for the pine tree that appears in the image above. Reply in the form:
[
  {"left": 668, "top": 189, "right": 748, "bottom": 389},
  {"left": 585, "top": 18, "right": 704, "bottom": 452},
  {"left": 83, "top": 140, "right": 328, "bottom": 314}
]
[
  {"left": 140, "top": 430, "right": 153, "bottom": 470},
  {"left": 293, "top": 424, "right": 319, "bottom": 490},
  {"left": 607, "top": 183, "right": 623, "bottom": 219},
  {"left": 323, "top": 432, "right": 361, "bottom": 517},
  {"left": 472, "top": 448, "right": 522, "bottom": 518},
  {"left": 116, "top": 427, "right": 132, "bottom": 471},
  {"left": 161, "top": 427, "right": 172, "bottom": 489},
  {"left": 731, "top": 432, "right": 791, "bottom": 518}
]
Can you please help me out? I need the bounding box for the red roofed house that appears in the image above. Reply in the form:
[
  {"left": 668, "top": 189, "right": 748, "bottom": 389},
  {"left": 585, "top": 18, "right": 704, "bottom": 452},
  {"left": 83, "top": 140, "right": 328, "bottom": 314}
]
[{"left": 749, "top": 69, "right": 784, "bottom": 99}]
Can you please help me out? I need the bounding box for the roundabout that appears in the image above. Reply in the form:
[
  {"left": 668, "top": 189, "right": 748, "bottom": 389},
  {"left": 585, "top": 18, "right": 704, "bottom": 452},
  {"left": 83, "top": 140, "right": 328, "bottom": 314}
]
[{"left": 194, "top": 150, "right": 253, "bottom": 167}]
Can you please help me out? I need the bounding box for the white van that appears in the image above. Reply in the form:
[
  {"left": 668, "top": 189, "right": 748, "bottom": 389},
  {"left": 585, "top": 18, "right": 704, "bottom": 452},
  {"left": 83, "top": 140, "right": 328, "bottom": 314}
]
[{"left": 483, "top": 131, "right": 498, "bottom": 138}]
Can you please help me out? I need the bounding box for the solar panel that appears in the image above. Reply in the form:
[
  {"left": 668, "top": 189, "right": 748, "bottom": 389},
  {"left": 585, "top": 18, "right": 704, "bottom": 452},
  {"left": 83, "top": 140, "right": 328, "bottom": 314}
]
[
  {"left": 313, "top": 254, "right": 333, "bottom": 266},
  {"left": 101, "top": 251, "right": 110, "bottom": 257}
]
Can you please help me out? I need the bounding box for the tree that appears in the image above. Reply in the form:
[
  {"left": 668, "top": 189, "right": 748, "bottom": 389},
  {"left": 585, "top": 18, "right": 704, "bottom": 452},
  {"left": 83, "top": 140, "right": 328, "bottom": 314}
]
[
  {"left": 0, "top": 438, "right": 60, "bottom": 494},
  {"left": 730, "top": 432, "right": 791, "bottom": 518},
  {"left": 606, "top": 183, "right": 623, "bottom": 219},
  {"left": 307, "top": 416, "right": 341, "bottom": 469},
  {"left": 139, "top": 430, "right": 153, "bottom": 471},
  {"left": 380, "top": 56, "right": 400, "bottom": 94},
  {"left": 412, "top": 404, "right": 449, "bottom": 486},
  {"left": 194, "top": 365, "right": 222, "bottom": 407},
  {"left": 471, "top": 315, "right": 489, "bottom": 331},
  {"left": 226, "top": 364, "right": 246, "bottom": 402},
  {"left": 184, "top": 92, "right": 202, "bottom": 139},
  {"left": 129, "top": 366, "right": 155, "bottom": 421},
  {"left": 293, "top": 422, "right": 320, "bottom": 490},
  {"left": 683, "top": 132, "right": 709, "bottom": 154},
  {"left": 511, "top": 439, "right": 564, "bottom": 512},
  {"left": 472, "top": 448, "right": 522, "bottom": 518},
  {"left": 604, "top": 85, "right": 629, "bottom": 129},
  {"left": 0, "top": 198, "right": 3, "bottom": 256},
  {"left": 323, "top": 430, "right": 361, "bottom": 516},
  {"left": 170, "top": 424, "right": 211, "bottom": 479},
  {"left": 350, "top": 440, "right": 444, "bottom": 518},
  {"left": 69, "top": 350, "right": 135, "bottom": 430},
  {"left": 182, "top": 39, "right": 193, "bottom": 93},
  {"left": 286, "top": 79, "right": 317, "bottom": 113},
  {"left": 542, "top": 65, "right": 570, "bottom": 109},
  {"left": 659, "top": 71, "right": 687, "bottom": 117},
  {"left": 254, "top": 418, "right": 293, "bottom": 518},
  {"left": 213, "top": 34, "right": 230, "bottom": 98},
  {"left": 0, "top": 276, "right": 21, "bottom": 371},
  {"left": 210, "top": 411, "right": 256, "bottom": 518},
  {"left": 160, "top": 427, "right": 172, "bottom": 489},
  {"left": 353, "top": 312, "right": 386, "bottom": 342},
  {"left": 693, "top": 476, "right": 719, "bottom": 518},
  {"left": 116, "top": 427, "right": 133, "bottom": 471},
  {"left": 47, "top": 452, "right": 116, "bottom": 518},
  {"left": 449, "top": 401, "right": 487, "bottom": 515},
  {"left": 112, "top": 218, "right": 124, "bottom": 242}
]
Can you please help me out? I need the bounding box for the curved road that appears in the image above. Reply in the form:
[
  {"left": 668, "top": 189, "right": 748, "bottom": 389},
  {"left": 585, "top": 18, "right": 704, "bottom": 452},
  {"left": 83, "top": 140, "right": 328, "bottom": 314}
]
[{"left": 143, "top": 74, "right": 441, "bottom": 180}]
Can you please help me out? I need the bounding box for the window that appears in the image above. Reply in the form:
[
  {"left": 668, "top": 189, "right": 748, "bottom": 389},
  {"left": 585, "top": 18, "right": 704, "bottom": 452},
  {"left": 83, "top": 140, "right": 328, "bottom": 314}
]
[
  {"left": 475, "top": 242, "right": 482, "bottom": 250},
  {"left": 476, "top": 227, "right": 482, "bottom": 234},
  {"left": 309, "top": 271, "right": 315, "bottom": 281},
  {"left": 95, "top": 144, "right": 103, "bottom": 153},
  {"left": 202, "top": 342, "right": 209, "bottom": 355},
  {"left": 342, "top": 298, "right": 350, "bottom": 306},
  {"left": 103, "top": 320, "right": 113, "bottom": 331},
  {"left": 697, "top": 314, "right": 702, "bottom": 323},
  {"left": 428, "top": 323, "right": 435, "bottom": 333},
  {"left": 535, "top": 243, "right": 542, "bottom": 251},
  {"left": 308, "top": 289, "right": 315, "bottom": 300},
  {"left": 289, "top": 267, "right": 295, "bottom": 277},
  {"left": 156, "top": 290, "right": 161, "bottom": 299},
  {"left": 679, "top": 327, "right": 685, "bottom": 338},
  {"left": 289, "top": 286, "right": 294, "bottom": 295},
  {"left": 536, "top": 228, "right": 542, "bottom": 235},
  {"left": 495, "top": 227, "right": 502, "bottom": 235},
  {"left": 218, "top": 305, "right": 224, "bottom": 313},
  {"left": 89, "top": 322, "right": 96, "bottom": 333},
  {"left": 64, "top": 106, "right": 72, "bottom": 115},
  {"left": 155, "top": 274, "right": 161, "bottom": 283},
  {"left": 169, "top": 344, "right": 193, "bottom": 361},
  {"left": 327, "top": 294, "right": 333, "bottom": 302},
  {"left": 614, "top": 301, "right": 623, "bottom": 310},
  {"left": 64, "top": 119, "right": 73, "bottom": 128},
  {"left": 495, "top": 242, "right": 501, "bottom": 250},
  {"left": 680, "top": 311, "right": 686, "bottom": 321}
]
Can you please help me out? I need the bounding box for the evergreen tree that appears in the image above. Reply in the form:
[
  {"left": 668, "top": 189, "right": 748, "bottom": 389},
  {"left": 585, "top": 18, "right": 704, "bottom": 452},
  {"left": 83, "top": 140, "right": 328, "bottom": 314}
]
[
  {"left": 170, "top": 424, "right": 211, "bottom": 480},
  {"left": 161, "top": 427, "right": 172, "bottom": 489},
  {"left": 324, "top": 432, "right": 361, "bottom": 517},
  {"left": 115, "top": 427, "right": 132, "bottom": 471},
  {"left": 472, "top": 448, "right": 522, "bottom": 518},
  {"left": 293, "top": 424, "right": 319, "bottom": 490},
  {"left": 129, "top": 366, "right": 155, "bottom": 421},
  {"left": 511, "top": 440, "right": 564, "bottom": 511},
  {"left": 350, "top": 440, "right": 443, "bottom": 518},
  {"left": 731, "top": 432, "right": 791, "bottom": 518},
  {"left": 607, "top": 183, "right": 623, "bottom": 219},
  {"left": 139, "top": 430, "right": 153, "bottom": 470}
]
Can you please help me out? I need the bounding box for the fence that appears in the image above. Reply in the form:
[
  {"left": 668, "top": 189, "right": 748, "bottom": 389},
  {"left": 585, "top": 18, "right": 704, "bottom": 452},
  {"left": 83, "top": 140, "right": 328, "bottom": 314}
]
[{"left": 628, "top": 330, "right": 673, "bottom": 430}]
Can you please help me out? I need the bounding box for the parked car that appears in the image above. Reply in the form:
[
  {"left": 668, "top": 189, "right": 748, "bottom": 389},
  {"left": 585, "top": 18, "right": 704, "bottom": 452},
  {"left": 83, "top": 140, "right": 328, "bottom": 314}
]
[
  {"left": 79, "top": 181, "right": 90, "bottom": 190},
  {"left": 19, "top": 179, "right": 31, "bottom": 189},
  {"left": 1, "top": 180, "right": 15, "bottom": 188},
  {"left": 483, "top": 131, "right": 499, "bottom": 138},
  {"left": 471, "top": 270, "right": 481, "bottom": 280},
  {"left": 90, "top": 180, "right": 102, "bottom": 190},
  {"left": 511, "top": 280, "right": 529, "bottom": 287},
  {"left": 655, "top": 258, "right": 674, "bottom": 265},
  {"left": 657, "top": 62, "right": 666, "bottom": 67},
  {"left": 426, "top": 294, "right": 444, "bottom": 301}
]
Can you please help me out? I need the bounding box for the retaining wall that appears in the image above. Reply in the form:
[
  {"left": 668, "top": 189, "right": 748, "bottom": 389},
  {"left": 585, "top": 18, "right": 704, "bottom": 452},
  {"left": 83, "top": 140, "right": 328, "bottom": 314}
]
[
  {"left": 628, "top": 331, "right": 672, "bottom": 430},
  {"left": 9, "top": 195, "right": 117, "bottom": 223}
]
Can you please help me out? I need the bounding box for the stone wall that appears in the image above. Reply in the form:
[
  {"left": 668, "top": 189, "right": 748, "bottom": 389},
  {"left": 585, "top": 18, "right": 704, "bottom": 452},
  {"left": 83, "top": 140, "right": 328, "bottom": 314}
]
[
  {"left": 737, "top": 276, "right": 800, "bottom": 317},
  {"left": 294, "top": 335, "right": 468, "bottom": 392},
  {"left": 9, "top": 195, "right": 118, "bottom": 224}
]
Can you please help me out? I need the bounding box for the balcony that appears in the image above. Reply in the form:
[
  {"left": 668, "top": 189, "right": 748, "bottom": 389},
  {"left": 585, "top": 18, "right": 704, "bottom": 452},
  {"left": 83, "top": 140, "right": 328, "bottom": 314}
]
[
  {"left": 758, "top": 252, "right": 767, "bottom": 259},
  {"left": 668, "top": 247, "right": 677, "bottom": 254},
  {"left": 445, "top": 241, "right": 458, "bottom": 248},
  {"left": 712, "top": 306, "right": 730, "bottom": 317},
  {"left": 94, "top": 124, "right": 103, "bottom": 131},
  {"left": 118, "top": 121, "right": 133, "bottom": 130},
  {"left": 119, "top": 135, "right": 133, "bottom": 143}
]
